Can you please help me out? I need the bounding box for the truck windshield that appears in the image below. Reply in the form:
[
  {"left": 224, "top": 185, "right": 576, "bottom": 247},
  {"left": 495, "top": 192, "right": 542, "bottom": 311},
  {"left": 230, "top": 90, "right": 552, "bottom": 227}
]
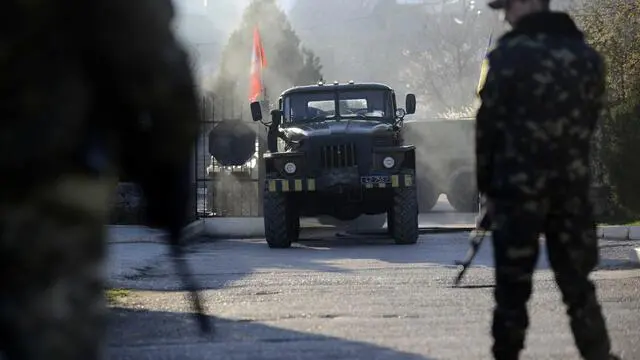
[
  {"left": 338, "top": 90, "right": 391, "bottom": 119},
  {"left": 282, "top": 89, "right": 393, "bottom": 124}
]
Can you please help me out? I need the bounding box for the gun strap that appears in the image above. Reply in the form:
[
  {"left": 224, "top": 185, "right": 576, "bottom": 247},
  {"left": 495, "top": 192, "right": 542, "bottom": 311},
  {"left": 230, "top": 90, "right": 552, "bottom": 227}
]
[{"left": 167, "top": 233, "right": 213, "bottom": 334}]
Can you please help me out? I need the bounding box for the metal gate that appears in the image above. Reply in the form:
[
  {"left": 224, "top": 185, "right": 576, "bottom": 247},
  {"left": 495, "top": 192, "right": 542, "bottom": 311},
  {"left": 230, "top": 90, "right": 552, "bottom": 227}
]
[{"left": 192, "top": 92, "right": 265, "bottom": 219}]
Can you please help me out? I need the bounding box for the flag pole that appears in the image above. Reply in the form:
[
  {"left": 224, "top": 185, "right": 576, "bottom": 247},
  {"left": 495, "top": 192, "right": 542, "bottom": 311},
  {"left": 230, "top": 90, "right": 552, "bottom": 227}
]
[{"left": 253, "top": 26, "right": 268, "bottom": 216}]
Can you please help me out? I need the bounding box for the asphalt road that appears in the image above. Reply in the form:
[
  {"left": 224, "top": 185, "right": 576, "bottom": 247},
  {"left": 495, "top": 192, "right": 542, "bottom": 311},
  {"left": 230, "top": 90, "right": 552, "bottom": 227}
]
[{"left": 106, "top": 226, "right": 640, "bottom": 359}]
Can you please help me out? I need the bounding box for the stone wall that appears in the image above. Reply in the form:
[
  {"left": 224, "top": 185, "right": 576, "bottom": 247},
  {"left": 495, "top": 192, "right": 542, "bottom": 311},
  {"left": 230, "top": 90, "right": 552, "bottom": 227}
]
[{"left": 108, "top": 182, "right": 198, "bottom": 225}]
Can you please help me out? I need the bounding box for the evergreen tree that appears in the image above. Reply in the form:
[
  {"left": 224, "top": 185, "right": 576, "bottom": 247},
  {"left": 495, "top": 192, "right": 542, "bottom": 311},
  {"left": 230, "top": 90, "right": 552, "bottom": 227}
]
[
  {"left": 209, "top": 0, "right": 323, "bottom": 119},
  {"left": 573, "top": 0, "right": 640, "bottom": 218}
]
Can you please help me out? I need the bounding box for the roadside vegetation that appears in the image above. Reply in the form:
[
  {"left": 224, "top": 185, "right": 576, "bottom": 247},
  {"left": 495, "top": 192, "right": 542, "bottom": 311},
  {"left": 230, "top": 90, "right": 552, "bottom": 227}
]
[
  {"left": 572, "top": 0, "right": 640, "bottom": 224},
  {"left": 105, "top": 288, "right": 130, "bottom": 305}
]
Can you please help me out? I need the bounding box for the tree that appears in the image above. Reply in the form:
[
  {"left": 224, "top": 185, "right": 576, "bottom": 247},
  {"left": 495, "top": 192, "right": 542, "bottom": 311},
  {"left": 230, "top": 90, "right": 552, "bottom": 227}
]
[
  {"left": 572, "top": 0, "right": 640, "bottom": 217},
  {"left": 399, "top": 0, "right": 503, "bottom": 118},
  {"left": 575, "top": 0, "right": 639, "bottom": 106},
  {"left": 288, "top": 0, "right": 504, "bottom": 117},
  {"left": 601, "top": 102, "right": 640, "bottom": 215},
  {"left": 208, "top": 0, "right": 323, "bottom": 119}
]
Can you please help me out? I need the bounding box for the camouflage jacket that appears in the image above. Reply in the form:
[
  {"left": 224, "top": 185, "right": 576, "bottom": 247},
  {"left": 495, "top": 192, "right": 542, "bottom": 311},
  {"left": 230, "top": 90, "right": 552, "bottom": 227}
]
[
  {"left": 1, "top": 0, "right": 199, "bottom": 182},
  {"left": 1, "top": 0, "right": 200, "bottom": 232},
  {"left": 475, "top": 11, "right": 606, "bottom": 200}
]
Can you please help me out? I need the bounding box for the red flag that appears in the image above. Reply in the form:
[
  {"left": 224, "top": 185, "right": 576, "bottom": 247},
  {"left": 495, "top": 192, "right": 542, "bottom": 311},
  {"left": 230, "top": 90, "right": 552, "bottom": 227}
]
[{"left": 249, "top": 27, "right": 267, "bottom": 102}]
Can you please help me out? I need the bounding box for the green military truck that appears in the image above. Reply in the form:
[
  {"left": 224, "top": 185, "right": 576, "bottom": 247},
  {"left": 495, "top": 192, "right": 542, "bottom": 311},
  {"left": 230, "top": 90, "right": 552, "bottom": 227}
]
[
  {"left": 401, "top": 118, "right": 479, "bottom": 213},
  {"left": 250, "top": 81, "right": 420, "bottom": 248}
]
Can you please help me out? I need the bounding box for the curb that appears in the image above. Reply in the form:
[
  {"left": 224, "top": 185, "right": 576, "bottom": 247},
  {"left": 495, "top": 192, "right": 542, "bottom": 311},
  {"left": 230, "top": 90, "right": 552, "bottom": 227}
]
[
  {"left": 106, "top": 226, "right": 165, "bottom": 244},
  {"left": 631, "top": 247, "right": 640, "bottom": 265},
  {"left": 105, "top": 220, "right": 207, "bottom": 282},
  {"left": 598, "top": 226, "right": 640, "bottom": 240},
  {"left": 107, "top": 219, "right": 206, "bottom": 244},
  {"left": 203, "top": 217, "right": 266, "bottom": 239}
]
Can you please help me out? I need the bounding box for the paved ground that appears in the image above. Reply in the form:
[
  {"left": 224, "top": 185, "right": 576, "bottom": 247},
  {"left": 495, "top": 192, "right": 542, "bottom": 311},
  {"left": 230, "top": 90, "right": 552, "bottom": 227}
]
[{"left": 106, "top": 226, "right": 640, "bottom": 360}]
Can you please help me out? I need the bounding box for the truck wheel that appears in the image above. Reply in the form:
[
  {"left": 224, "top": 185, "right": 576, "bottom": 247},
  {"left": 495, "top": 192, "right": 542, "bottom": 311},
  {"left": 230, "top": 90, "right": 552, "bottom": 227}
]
[
  {"left": 447, "top": 170, "right": 479, "bottom": 213},
  {"left": 263, "top": 191, "right": 298, "bottom": 248},
  {"left": 289, "top": 214, "right": 301, "bottom": 241},
  {"left": 417, "top": 177, "right": 439, "bottom": 212},
  {"left": 389, "top": 187, "right": 419, "bottom": 245}
]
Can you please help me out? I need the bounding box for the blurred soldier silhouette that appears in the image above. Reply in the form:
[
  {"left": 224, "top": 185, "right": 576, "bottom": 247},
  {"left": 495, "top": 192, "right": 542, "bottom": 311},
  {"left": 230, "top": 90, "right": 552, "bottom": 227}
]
[
  {"left": 476, "top": 0, "right": 620, "bottom": 359},
  {"left": 0, "top": 0, "right": 201, "bottom": 359}
]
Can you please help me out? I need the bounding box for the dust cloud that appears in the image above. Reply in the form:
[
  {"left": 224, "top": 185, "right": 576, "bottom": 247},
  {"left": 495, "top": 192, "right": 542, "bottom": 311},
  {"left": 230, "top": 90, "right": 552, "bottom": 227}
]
[
  {"left": 174, "top": 0, "right": 315, "bottom": 217},
  {"left": 176, "top": 0, "right": 502, "bottom": 222}
]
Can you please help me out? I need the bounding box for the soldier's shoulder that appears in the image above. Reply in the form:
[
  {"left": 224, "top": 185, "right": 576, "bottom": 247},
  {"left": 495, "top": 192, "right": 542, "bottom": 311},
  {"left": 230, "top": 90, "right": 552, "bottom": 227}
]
[
  {"left": 547, "top": 35, "right": 606, "bottom": 76},
  {"left": 575, "top": 41, "right": 605, "bottom": 68},
  {"left": 487, "top": 33, "right": 538, "bottom": 70}
]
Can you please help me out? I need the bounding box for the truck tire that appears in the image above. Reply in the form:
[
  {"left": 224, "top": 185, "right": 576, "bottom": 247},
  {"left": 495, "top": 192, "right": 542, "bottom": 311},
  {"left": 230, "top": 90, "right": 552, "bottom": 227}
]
[
  {"left": 389, "top": 187, "right": 419, "bottom": 245},
  {"left": 289, "top": 215, "right": 301, "bottom": 242},
  {"left": 417, "top": 176, "right": 439, "bottom": 213},
  {"left": 447, "top": 170, "right": 479, "bottom": 213},
  {"left": 263, "top": 191, "right": 298, "bottom": 248}
]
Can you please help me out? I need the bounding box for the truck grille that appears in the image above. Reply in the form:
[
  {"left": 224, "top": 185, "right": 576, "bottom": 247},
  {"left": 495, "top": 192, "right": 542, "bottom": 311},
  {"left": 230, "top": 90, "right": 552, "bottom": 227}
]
[{"left": 320, "top": 143, "right": 357, "bottom": 169}]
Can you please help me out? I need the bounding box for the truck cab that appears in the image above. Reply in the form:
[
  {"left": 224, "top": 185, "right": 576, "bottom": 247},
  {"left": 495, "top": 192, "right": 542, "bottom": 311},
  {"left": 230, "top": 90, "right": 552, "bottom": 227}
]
[{"left": 250, "top": 81, "right": 420, "bottom": 248}]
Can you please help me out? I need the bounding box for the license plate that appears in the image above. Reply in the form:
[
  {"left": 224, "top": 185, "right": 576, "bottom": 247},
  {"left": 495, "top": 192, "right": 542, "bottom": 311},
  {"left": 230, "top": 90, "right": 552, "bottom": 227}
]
[{"left": 361, "top": 175, "right": 390, "bottom": 184}]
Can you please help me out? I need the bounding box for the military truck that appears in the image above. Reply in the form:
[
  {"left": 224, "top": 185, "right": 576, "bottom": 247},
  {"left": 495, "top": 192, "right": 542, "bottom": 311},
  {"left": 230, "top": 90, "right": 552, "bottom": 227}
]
[
  {"left": 250, "top": 81, "right": 420, "bottom": 248},
  {"left": 401, "top": 118, "right": 479, "bottom": 213}
]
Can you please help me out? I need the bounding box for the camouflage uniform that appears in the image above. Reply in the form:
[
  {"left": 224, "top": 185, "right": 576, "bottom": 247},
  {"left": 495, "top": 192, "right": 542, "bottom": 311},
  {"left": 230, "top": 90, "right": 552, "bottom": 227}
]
[
  {"left": 0, "top": 0, "right": 199, "bottom": 359},
  {"left": 475, "top": 11, "right": 613, "bottom": 360}
]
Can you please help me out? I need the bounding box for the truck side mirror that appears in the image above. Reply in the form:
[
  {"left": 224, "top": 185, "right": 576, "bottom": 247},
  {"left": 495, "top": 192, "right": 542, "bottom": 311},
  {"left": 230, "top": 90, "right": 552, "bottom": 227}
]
[
  {"left": 270, "top": 109, "right": 281, "bottom": 127},
  {"left": 250, "top": 101, "right": 263, "bottom": 121},
  {"left": 405, "top": 93, "right": 416, "bottom": 115}
]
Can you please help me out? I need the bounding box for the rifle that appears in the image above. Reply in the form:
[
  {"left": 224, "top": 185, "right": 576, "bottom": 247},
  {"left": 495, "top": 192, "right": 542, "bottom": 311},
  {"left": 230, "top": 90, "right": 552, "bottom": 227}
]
[
  {"left": 453, "top": 196, "right": 492, "bottom": 286},
  {"left": 119, "top": 111, "right": 213, "bottom": 335},
  {"left": 139, "top": 158, "right": 213, "bottom": 335},
  {"left": 167, "top": 232, "right": 211, "bottom": 334}
]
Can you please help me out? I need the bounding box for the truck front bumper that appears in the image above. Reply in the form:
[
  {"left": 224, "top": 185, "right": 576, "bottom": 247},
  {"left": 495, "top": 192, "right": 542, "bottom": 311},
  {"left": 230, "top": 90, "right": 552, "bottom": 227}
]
[
  {"left": 361, "top": 174, "right": 414, "bottom": 189},
  {"left": 266, "top": 178, "right": 317, "bottom": 192},
  {"left": 265, "top": 174, "right": 414, "bottom": 193}
]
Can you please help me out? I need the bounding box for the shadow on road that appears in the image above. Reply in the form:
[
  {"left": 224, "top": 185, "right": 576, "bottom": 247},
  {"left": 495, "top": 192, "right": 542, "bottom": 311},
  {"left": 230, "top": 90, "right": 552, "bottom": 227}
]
[
  {"left": 106, "top": 307, "right": 437, "bottom": 360},
  {"left": 110, "top": 229, "right": 636, "bottom": 293}
]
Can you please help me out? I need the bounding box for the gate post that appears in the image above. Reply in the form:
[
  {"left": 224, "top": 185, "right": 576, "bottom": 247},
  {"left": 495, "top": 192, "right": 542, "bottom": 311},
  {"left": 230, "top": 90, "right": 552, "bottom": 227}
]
[{"left": 256, "top": 92, "right": 270, "bottom": 217}]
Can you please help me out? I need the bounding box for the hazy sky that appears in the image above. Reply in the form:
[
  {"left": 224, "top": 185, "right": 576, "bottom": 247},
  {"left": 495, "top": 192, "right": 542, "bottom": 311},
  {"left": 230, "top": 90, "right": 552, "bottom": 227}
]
[
  {"left": 178, "top": 0, "right": 294, "bottom": 14},
  {"left": 173, "top": 0, "right": 296, "bottom": 86},
  {"left": 232, "top": 0, "right": 295, "bottom": 12}
]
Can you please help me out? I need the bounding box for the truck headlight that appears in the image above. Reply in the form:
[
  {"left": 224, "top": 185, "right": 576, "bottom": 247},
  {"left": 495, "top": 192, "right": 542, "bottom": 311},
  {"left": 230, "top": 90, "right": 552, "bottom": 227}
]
[
  {"left": 382, "top": 156, "right": 395, "bottom": 169},
  {"left": 284, "top": 162, "right": 297, "bottom": 174}
]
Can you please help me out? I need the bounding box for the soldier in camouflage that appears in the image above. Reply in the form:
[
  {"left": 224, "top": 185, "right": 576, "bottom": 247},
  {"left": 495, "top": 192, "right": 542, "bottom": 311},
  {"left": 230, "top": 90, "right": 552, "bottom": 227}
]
[
  {"left": 0, "top": 0, "right": 200, "bottom": 359},
  {"left": 476, "top": 0, "right": 620, "bottom": 359}
]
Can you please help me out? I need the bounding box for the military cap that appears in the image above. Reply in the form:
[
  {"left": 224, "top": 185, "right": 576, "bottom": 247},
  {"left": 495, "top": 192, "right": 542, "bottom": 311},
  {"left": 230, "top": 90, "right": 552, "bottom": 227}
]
[
  {"left": 487, "top": 0, "right": 507, "bottom": 9},
  {"left": 488, "top": 0, "right": 550, "bottom": 9}
]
